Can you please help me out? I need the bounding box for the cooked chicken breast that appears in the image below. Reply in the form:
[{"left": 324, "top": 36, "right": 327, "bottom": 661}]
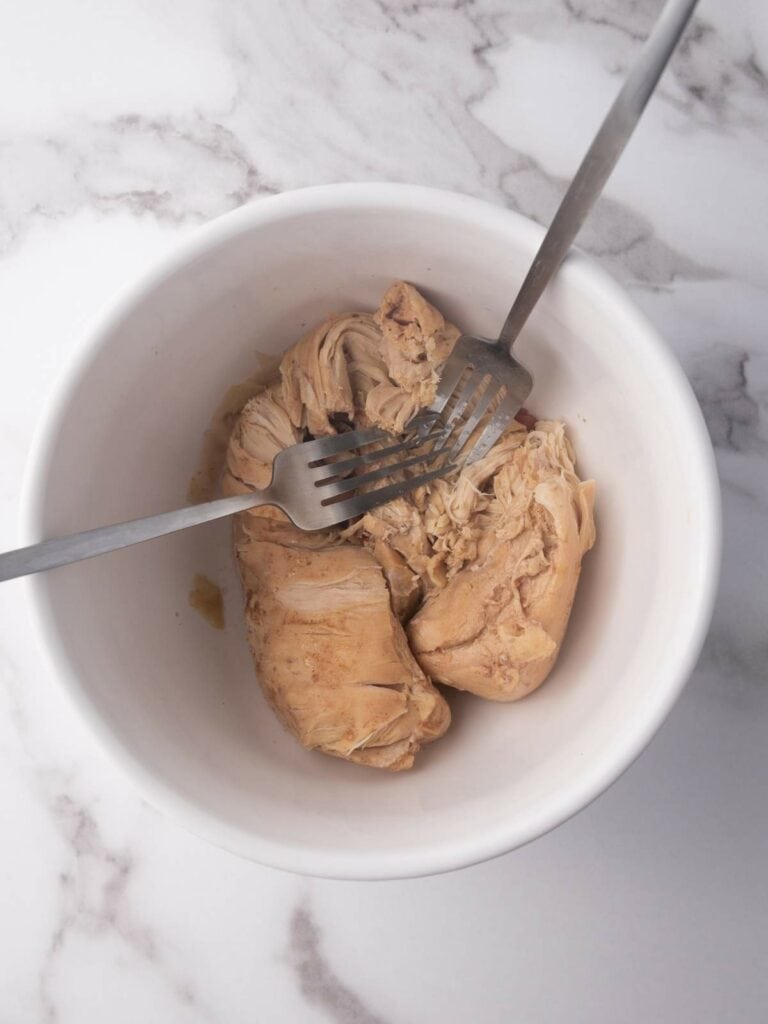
[
  {"left": 406, "top": 423, "right": 596, "bottom": 701},
  {"left": 223, "top": 281, "right": 595, "bottom": 769},
  {"left": 235, "top": 536, "right": 449, "bottom": 770}
]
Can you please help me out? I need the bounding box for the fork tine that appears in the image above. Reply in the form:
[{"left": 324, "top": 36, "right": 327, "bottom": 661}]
[
  {"left": 446, "top": 381, "right": 501, "bottom": 456},
  {"left": 324, "top": 461, "right": 457, "bottom": 522},
  {"left": 404, "top": 354, "right": 470, "bottom": 441},
  {"left": 436, "top": 368, "right": 491, "bottom": 435},
  {"left": 317, "top": 426, "right": 444, "bottom": 479},
  {"left": 407, "top": 410, "right": 439, "bottom": 429},
  {"left": 302, "top": 427, "right": 389, "bottom": 463},
  {"left": 429, "top": 354, "right": 468, "bottom": 414},
  {"left": 317, "top": 444, "right": 450, "bottom": 498},
  {"left": 427, "top": 369, "right": 496, "bottom": 458},
  {"left": 464, "top": 394, "right": 522, "bottom": 464},
  {"left": 300, "top": 413, "right": 439, "bottom": 467}
]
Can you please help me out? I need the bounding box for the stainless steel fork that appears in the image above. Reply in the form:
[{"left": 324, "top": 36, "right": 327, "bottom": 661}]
[
  {"left": 427, "top": 0, "right": 699, "bottom": 464},
  {"left": 0, "top": 424, "right": 450, "bottom": 582}
]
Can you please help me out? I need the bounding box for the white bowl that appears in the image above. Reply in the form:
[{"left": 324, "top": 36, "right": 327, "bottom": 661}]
[{"left": 23, "top": 184, "right": 720, "bottom": 879}]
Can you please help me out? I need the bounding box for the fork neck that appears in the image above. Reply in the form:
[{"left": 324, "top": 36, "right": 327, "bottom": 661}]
[{"left": 495, "top": 259, "right": 549, "bottom": 353}]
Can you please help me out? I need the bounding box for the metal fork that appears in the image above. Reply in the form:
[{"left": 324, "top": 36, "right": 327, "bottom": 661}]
[
  {"left": 0, "top": 425, "right": 451, "bottom": 582},
  {"left": 427, "top": 0, "right": 699, "bottom": 464}
]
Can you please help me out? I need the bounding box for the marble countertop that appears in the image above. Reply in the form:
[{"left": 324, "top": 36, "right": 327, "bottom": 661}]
[{"left": 1, "top": 0, "right": 766, "bottom": 1020}]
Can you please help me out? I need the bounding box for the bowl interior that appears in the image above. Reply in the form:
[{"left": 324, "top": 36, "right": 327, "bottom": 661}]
[{"left": 26, "top": 187, "right": 717, "bottom": 877}]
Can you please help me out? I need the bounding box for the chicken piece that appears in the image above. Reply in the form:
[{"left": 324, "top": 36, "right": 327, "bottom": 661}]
[
  {"left": 236, "top": 538, "right": 449, "bottom": 770},
  {"left": 280, "top": 313, "right": 380, "bottom": 436},
  {"left": 368, "top": 539, "right": 422, "bottom": 622},
  {"left": 374, "top": 280, "right": 459, "bottom": 404},
  {"left": 366, "top": 281, "right": 459, "bottom": 432},
  {"left": 407, "top": 423, "right": 596, "bottom": 701},
  {"left": 226, "top": 380, "right": 302, "bottom": 490}
]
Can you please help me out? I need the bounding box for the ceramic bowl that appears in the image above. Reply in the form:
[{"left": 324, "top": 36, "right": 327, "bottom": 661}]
[{"left": 23, "top": 184, "right": 720, "bottom": 879}]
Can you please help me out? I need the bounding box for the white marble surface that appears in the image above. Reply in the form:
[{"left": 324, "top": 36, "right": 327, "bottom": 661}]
[{"left": 1, "top": 0, "right": 767, "bottom": 1019}]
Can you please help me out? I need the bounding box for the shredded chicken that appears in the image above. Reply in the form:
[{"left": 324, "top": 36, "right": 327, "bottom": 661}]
[
  {"left": 223, "top": 282, "right": 595, "bottom": 769},
  {"left": 406, "top": 423, "right": 595, "bottom": 700}
]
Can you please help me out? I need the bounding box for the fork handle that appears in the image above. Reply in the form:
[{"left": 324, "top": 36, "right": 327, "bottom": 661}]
[
  {"left": 0, "top": 490, "right": 272, "bottom": 582},
  {"left": 497, "top": 0, "right": 699, "bottom": 350}
]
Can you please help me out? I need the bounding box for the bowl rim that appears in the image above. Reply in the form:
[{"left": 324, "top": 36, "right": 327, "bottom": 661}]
[{"left": 20, "top": 182, "right": 722, "bottom": 880}]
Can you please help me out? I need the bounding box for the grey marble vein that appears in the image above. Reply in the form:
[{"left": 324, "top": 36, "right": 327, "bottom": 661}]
[
  {"left": 288, "top": 904, "right": 389, "bottom": 1024},
  {"left": 0, "top": 113, "right": 277, "bottom": 255},
  {"left": 699, "top": 621, "right": 768, "bottom": 701},
  {"left": 36, "top": 793, "right": 216, "bottom": 1024},
  {"left": 468, "top": 0, "right": 768, "bottom": 135},
  {"left": 561, "top": 0, "right": 648, "bottom": 43},
  {"left": 496, "top": 152, "right": 720, "bottom": 288},
  {"left": 684, "top": 343, "right": 765, "bottom": 454}
]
